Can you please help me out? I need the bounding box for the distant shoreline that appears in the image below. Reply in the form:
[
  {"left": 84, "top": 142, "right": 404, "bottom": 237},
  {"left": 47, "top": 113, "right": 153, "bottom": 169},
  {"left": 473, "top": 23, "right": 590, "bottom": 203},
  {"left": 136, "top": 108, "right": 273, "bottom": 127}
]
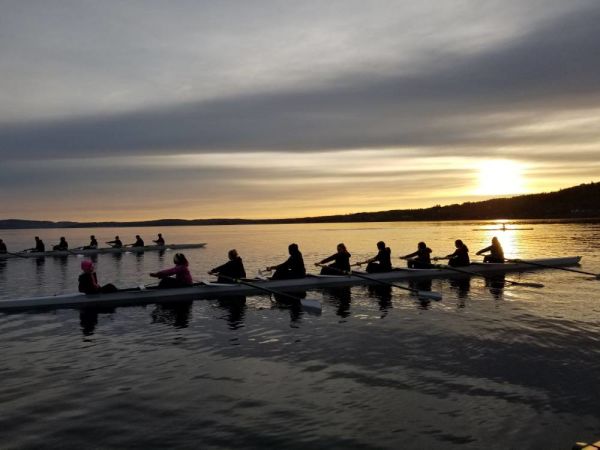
[
  {"left": 2, "top": 182, "right": 598, "bottom": 230},
  {"left": 2, "top": 217, "right": 600, "bottom": 231}
]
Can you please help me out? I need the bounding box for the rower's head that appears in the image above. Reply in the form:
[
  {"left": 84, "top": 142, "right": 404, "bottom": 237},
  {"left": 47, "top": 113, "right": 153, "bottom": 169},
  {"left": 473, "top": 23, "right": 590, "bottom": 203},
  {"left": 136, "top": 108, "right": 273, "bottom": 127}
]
[
  {"left": 492, "top": 236, "right": 500, "bottom": 245},
  {"left": 115, "top": 236, "right": 120, "bottom": 239},
  {"left": 158, "top": 233, "right": 162, "bottom": 237},
  {"left": 60, "top": 237, "right": 66, "bottom": 242},
  {"left": 337, "top": 243, "right": 347, "bottom": 253},
  {"left": 136, "top": 235, "right": 140, "bottom": 239},
  {"left": 90, "top": 235, "right": 95, "bottom": 239},
  {"left": 228, "top": 249, "right": 239, "bottom": 260},
  {"left": 455, "top": 239, "right": 464, "bottom": 248},
  {"left": 418, "top": 241, "right": 427, "bottom": 250},
  {"left": 173, "top": 253, "right": 188, "bottom": 266},
  {"left": 377, "top": 241, "right": 385, "bottom": 250},
  {"left": 81, "top": 260, "right": 94, "bottom": 273},
  {"left": 288, "top": 243, "right": 299, "bottom": 255},
  {"left": 35, "top": 236, "right": 40, "bottom": 241}
]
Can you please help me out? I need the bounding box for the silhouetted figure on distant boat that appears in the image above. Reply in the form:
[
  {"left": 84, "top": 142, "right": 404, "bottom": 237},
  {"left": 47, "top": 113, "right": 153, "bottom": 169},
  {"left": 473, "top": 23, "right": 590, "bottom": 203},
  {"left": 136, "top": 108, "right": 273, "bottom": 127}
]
[
  {"left": 153, "top": 233, "right": 165, "bottom": 246},
  {"left": 106, "top": 236, "right": 123, "bottom": 248},
  {"left": 357, "top": 241, "right": 392, "bottom": 273},
  {"left": 317, "top": 243, "right": 351, "bottom": 275},
  {"left": 400, "top": 242, "right": 433, "bottom": 268},
  {"left": 476, "top": 236, "right": 505, "bottom": 263},
  {"left": 31, "top": 236, "right": 45, "bottom": 253},
  {"left": 267, "top": 243, "right": 306, "bottom": 280},
  {"left": 0, "top": 239, "right": 6, "bottom": 254},
  {"left": 209, "top": 249, "right": 246, "bottom": 283},
  {"left": 53, "top": 237, "right": 68, "bottom": 251},
  {"left": 130, "top": 235, "right": 145, "bottom": 248},
  {"left": 83, "top": 235, "right": 98, "bottom": 249}
]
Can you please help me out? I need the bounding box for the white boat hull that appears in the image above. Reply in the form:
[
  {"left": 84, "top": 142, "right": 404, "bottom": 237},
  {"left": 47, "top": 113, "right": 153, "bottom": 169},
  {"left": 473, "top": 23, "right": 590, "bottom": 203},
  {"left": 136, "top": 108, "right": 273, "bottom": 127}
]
[
  {"left": 0, "top": 257, "right": 582, "bottom": 311},
  {"left": 0, "top": 243, "right": 207, "bottom": 259}
]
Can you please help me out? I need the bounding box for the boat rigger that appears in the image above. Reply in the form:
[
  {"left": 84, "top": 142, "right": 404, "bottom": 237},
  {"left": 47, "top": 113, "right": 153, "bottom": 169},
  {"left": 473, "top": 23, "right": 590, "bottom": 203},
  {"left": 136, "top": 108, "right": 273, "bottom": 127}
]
[{"left": 0, "top": 257, "right": 581, "bottom": 311}]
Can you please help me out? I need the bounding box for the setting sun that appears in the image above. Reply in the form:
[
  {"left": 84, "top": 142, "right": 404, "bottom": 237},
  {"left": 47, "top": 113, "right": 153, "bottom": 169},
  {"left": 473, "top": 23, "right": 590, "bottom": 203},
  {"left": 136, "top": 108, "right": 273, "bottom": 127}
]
[{"left": 476, "top": 160, "right": 527, "bottom": 196}]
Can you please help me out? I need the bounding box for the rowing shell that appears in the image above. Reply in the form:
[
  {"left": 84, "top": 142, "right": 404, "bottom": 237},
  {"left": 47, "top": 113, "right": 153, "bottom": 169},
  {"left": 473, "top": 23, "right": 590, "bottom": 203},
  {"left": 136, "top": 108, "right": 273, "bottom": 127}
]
[
  {"left": 471, "top": 228, "right": 534, "bottom": 231},
  {"left": 0, "top": 256, "right": 581, "bottom": 311},
  {"left": 0, "top": 243, "right": 207, "bottom": 259}
]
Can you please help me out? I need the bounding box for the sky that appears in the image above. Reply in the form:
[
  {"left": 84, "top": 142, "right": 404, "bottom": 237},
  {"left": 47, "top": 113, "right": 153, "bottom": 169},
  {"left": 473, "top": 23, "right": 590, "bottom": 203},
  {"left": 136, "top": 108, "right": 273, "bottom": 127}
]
[{"left": 1, "top": 0, "right": 599, "bottom": 221}]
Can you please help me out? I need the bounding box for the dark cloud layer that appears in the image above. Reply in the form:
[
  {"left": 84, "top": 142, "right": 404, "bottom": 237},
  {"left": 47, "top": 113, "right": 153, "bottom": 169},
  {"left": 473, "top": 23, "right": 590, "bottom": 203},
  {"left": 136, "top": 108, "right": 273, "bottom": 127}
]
[{"left": 1, "top": 3, "right": 600, "bottom": 161}]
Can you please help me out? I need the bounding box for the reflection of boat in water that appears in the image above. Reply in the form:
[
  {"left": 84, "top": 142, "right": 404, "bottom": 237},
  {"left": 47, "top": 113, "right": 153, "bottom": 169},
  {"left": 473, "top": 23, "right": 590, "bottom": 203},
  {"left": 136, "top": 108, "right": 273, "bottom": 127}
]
[
  {"left": 0, "top": 257, "right": 581, "bottom": 311},
  {"left": 0, "top": 243, "right": 207, "bottom": 259}
]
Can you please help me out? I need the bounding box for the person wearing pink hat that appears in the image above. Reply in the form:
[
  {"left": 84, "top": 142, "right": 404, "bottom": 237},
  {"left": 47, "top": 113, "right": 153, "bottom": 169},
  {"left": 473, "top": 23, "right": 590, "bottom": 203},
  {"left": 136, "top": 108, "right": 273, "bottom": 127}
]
[{"left": 78, "top": 260, "right": 118, "bottom": 294}]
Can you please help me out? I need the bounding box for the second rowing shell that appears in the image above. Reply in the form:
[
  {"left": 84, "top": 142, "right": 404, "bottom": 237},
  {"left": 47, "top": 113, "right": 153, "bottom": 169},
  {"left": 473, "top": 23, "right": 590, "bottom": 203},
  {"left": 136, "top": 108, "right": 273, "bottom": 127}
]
[{"left": 0, "top": 243, "right": 207, "bottom": 259}]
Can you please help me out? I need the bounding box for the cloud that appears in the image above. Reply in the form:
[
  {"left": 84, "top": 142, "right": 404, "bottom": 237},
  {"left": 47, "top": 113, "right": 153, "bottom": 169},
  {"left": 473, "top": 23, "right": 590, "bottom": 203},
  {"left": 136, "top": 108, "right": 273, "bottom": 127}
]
[{"left": 1, "top": 2, "right": 600, "bottom": 161}]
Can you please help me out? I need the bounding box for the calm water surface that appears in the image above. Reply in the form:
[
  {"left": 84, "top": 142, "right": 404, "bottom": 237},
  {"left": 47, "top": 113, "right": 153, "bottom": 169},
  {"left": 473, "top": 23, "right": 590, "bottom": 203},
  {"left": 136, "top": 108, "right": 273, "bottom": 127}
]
[{"left": 1, "top": 221, "right": 599, "bottom": 449}]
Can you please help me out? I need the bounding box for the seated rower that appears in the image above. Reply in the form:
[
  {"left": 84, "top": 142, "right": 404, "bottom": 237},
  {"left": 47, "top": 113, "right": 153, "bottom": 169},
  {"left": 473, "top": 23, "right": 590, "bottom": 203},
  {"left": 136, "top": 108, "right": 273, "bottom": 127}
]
[
  {"left": 153, "top": 233, "right": 165, "bottom": 246},
  {"left": 0, "top": 239, "right": 6, "bottom": 254},
  {"left": 316, "top": 243, "right": 351, "bottom": 275},
  {"left": 32, "top": 236, "right": 45, "bottom": 253},
  {"left": 106, "top": 236, "right": 123, "bottom": 248},
  {"left": 83, "top": 235, "right": 98, "bottom": 250},
  {"left": 440, "top": 239, "right": 470, "bottom": 267},
  {"left": 356, "top": 241, "right": 392, "bottom": 273},
  {"left": 53, "top": 237, "right": 69, "bottom": 251},
  {"left": 78, "top": 260, "right": 118, "bottom": 294},
  {"left": 267, "top": 243, "right": 306, "bottom": 280},
  {"left": 476, "top": 236, "right": 505, "bottom": 263},
  {"left": 208, "top": 249, "right": 246, "bottom": 283},
  {"left": 150, "top": 253, "right": 193, "bottom": 289},
  {"left": 130, "top": 235, "right": 145, "bottom": 248},
  {"left": 400, "top": 241, "right": 433, "bottom": 268}
]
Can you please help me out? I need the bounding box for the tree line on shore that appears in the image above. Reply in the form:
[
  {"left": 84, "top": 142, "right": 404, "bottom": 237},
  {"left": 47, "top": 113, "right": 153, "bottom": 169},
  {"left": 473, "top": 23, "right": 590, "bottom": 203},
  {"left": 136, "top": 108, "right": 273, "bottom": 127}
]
[{"left": 2, "top": 182, "right": 599, "bottom": 230}]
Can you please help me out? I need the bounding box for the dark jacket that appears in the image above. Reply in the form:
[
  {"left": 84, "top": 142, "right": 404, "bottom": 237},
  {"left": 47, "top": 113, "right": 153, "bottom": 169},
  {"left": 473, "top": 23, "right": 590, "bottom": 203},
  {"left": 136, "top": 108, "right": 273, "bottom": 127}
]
[
  {"left": 211, "top": 257, "right": 246, "bottom": 281},
  {"left": 35, "top": 240, "right": 45, "bottom": 252},
  {"left": 78, "top": 272, "right": 100, "bottom": 294},
  {"left": 276, "top": 252, "right": 306, "bottom": 278},
  {"left": 374, "top": 247, "right": 392, "bottom": 270},
  {"left": 321, "top": 251, "right": 351, "bottom": 271},
  {"left": 405, "top": 247, "right": 432, "bottom": 264},
  {"left": 449, "top": 245, "right": 470, "bottom": 266}
]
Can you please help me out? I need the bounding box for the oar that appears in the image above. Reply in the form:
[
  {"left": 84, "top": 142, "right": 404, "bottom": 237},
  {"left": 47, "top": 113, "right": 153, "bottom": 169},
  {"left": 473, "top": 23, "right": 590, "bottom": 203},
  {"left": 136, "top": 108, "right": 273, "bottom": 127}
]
[
  {"left": 433, "top": 263, "right": 544, "bottom": 288},
  {"left": 210, "top": 274, "right": 322, "bottom": 313},
  {"left": 506, "top": 258, "right": 600, "bottom": 279},
  {"left": 316, "top": 264, "right": 442, "bottom": 301}
]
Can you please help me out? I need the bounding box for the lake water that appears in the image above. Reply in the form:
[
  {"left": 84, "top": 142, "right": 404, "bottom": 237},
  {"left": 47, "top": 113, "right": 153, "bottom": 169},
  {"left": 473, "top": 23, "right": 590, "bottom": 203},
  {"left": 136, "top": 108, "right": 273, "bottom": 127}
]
[{"left": 1, "top": 221, "right": 599, "bottom": 449}]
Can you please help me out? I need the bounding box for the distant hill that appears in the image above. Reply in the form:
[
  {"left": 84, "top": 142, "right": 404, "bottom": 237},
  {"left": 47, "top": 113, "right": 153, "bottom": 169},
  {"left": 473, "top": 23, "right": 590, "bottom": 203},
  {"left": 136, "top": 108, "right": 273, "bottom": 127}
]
[
  {"left": 0, "top": 219, "right": 79, "bottom": 229},
  {"left": 1, "top": 182, "right": 599, "bottom": 229}
]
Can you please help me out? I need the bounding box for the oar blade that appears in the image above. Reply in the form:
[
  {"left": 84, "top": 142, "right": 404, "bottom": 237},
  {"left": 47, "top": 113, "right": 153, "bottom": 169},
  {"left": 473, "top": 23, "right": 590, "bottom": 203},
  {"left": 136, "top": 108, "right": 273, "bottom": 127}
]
[
  {"left": 417, "top": 291, "right": 442, "bottom": 301},
  {"left": 300, "top": 299, "right": 322, "bottom": 314},
  {"left": 513, "top": 281, "right": 544, "bottom": 288}
]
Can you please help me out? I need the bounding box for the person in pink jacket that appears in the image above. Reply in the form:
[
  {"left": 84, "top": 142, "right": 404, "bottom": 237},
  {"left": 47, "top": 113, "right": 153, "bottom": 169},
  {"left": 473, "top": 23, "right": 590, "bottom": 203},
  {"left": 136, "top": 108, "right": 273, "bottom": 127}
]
[{"left": 150, "top": 253, "right": 193, "bottom": 289}]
